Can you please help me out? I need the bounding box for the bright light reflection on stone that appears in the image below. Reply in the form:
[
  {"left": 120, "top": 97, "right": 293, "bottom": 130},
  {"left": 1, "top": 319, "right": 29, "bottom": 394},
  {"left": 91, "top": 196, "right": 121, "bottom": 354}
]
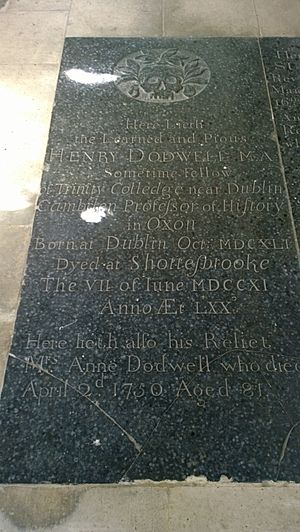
[{"left": 65, "top": 69, "right": 118, "bottom": 85}]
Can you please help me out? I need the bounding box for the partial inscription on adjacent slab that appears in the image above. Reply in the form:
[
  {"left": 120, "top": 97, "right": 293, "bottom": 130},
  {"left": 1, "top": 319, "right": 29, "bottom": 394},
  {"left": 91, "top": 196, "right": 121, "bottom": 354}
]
[
  {"left": 261, "top": 38, "right": 300, "bottom": 239},
  {"left": 1, "top": 38, "right": 300, "bottom": 483}
]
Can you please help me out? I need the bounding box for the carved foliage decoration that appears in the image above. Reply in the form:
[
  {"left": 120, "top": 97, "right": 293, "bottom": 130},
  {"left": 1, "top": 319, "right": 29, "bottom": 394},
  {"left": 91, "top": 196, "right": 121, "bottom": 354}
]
[{"left": 114, "top": 48, "right": 211, "bottom": 103}]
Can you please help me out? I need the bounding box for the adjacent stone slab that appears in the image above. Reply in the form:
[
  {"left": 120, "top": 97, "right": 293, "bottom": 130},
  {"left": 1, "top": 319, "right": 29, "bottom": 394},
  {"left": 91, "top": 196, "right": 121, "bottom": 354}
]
[
  {"left": 1, "top": 38, "right": 300, "bottom": 483},
  {"left": 261, "top": 38, "right": 300, "bottom": 241}
]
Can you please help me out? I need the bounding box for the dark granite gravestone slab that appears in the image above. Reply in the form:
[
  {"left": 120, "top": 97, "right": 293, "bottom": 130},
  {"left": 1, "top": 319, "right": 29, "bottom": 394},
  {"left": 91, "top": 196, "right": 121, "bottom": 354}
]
[
  {"left": 1, "top": 38, "right": 300, "bottom": 483},
  {"left": 261, "top": 38, "right": 300, "bottom": 241}
]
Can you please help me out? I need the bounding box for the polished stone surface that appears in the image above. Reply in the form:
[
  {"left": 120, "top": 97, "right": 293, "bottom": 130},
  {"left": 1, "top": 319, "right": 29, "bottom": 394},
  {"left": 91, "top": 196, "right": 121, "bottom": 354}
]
[
  {"left": 1, "top": 38, "right": 300, "bottom": 484},
  {"left": 261, "top": 38, "right": 300, "bottom": 240}
]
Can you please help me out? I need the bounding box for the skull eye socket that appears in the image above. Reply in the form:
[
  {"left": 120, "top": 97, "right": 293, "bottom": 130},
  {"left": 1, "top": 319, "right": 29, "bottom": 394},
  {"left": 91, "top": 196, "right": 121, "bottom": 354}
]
[
  {"left": 166, "top": 76, "right": 178, "bottom": 84},
  {"left": 147, "top": 76, "right": 160, "bottom": 84}
]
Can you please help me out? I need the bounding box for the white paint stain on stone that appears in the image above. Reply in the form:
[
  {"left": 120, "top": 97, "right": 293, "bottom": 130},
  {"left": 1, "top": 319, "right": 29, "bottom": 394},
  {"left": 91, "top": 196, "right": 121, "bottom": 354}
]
[{"left": 80, "top": 206, "right": 111, "bottom": 223}]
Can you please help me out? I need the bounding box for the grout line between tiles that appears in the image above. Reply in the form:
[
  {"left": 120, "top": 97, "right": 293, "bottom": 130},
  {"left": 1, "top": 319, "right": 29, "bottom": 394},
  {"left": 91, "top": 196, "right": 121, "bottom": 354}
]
[
  {"left": 0, "top": 9, "right": 69, "bottom": 16},
  {"left": 63, "top": 0, "right": 73, "bottom": 41},
  {"left": 252, "top": 0, "right": 262, "bottom": 38},
  {"left": 0, "top": 62, "right": 61, "bottom": 66},
  {"left": 5, "top": 9, "right": 70, "bottom": 13}
]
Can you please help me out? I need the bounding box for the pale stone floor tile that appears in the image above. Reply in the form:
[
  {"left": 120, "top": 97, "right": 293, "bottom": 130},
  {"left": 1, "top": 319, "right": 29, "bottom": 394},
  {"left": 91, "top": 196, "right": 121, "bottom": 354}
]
[
  {"left": 168, "top": 485, "right": 300, "bottom": 531},
  {"left": 67, "top": 0, "right": 162, "bottom": 37},
  {"left": 164, "top": 0, "right": 259, "bottom": 36},
  {"left": 0, "top": 512, "right": 16, "bottom": 532},
  {"left": 7, "top": 0, "right": 71, "bottom": 10},
  {"left": 1, "top": 485, "right": 300, "bottom": 531},
  {"left": 0, "top": 320, "right": 14, "bottom": 393},
  {"left": 52, "top": 487, "right": 169, "bottom": 532},
  {"left": 0, "top": 12, "right": 68, "bottom": 64},
  {"left": 0, "top": 151, "right": 40, "bottom": 226},
  {"left": 0, "top": 486, "right": 81, "bottom": 531},
  {"left": 0, "top": 64, "right": 58, "bottom": 224},
  {"left": 0, "top": 0, "right": 9, "bottom": 12},
  {"left": 254, "top": 0, "right": 300, "bottom": 36},
  {"left": 0, "top": 486, "right": 169, "bottom": 532},
  {"left": 0, "top": 64, "right": 59, "bottom": 146},
  {"left": 0, "top": 225, "right": 31, "bottom": 315}
]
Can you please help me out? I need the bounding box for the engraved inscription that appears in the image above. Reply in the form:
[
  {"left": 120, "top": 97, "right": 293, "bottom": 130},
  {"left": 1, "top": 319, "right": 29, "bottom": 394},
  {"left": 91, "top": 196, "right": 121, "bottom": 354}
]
[
  {"left": 262, "top": 38, "right": 300, "bottom": 239},
  {"left": 1, "top": 38, "right": 300, "bottom": 484}
]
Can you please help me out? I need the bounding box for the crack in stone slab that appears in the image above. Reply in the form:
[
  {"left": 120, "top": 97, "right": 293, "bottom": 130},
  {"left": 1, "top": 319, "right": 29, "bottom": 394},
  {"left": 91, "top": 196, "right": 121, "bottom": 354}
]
[
  {"left": 4, "top": 349, "right": 298, "bottom": 481},
  {"left": 120, "top": 348, "right": 298, "bottom": 481},
  {"left": 259, "top": 371, "right": 294, "bottom": 424},
  {"left": 58, "top": 319, "right": 78, "bottom": 330},
  {"left": 277, "top": 420, "right": 300, "bottom": 480},
  {"left": 8, "top": 353, "right": 142, "bottom": 453}
]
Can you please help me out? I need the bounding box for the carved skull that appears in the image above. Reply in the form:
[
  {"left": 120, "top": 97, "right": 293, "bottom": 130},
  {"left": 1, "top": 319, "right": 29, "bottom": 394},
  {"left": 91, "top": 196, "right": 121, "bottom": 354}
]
[{"left": 139, "top": 65, "right": 183, "bottom": 101}]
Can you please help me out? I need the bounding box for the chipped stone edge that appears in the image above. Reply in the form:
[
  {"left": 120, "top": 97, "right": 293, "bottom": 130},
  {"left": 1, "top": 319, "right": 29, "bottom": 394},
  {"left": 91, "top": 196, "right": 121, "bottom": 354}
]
[{"left": 0, "top": 477, "right": 299, "bottom": 490}]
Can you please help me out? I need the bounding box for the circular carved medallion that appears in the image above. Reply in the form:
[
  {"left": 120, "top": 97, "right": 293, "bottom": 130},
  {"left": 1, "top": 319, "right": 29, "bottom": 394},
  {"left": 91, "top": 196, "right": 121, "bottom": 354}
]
[{"left": 114, "top": 48, "right": 211, "bottom": 103}]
